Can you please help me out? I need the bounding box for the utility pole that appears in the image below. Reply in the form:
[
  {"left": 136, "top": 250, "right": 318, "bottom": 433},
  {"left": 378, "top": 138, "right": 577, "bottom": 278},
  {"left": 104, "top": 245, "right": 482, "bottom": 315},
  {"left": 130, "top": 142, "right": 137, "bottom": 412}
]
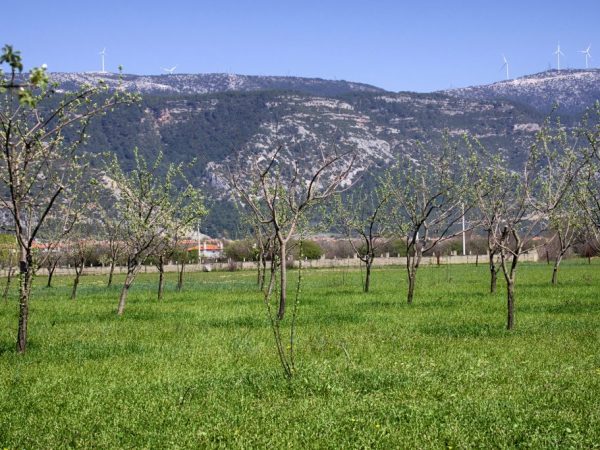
[
  {"left": 462, "top": 203, "right": 466, "bottom": 256},
  {"left": 197, "top": 222, "right": 201, "bottom": 265}
]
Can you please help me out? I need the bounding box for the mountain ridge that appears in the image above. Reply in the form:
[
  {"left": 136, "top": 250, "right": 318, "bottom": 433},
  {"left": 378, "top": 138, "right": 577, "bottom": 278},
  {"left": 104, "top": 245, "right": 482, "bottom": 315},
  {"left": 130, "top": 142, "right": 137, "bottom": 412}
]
[
  {"left": 442, "top": 69, "right": 600, "bottom": 116},
  {"left": 46, "top": 71, "right": 387, "bottom": 98},
  {"left": 42, "top": 69, "right": 599, "bottom": 236}
]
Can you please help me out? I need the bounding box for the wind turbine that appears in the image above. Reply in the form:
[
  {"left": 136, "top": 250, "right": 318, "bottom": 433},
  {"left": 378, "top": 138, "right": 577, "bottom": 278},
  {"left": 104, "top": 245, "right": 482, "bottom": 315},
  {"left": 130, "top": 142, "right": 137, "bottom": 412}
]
[
  {"left": 554, "top": 43, "right": 564, "bottom": 70},
  {"left": 162, "top": 66, "right": 177, "bottom": 74},
  {"left": 579, "top": 44, "right": 592, "bottom": 69},
  {"left": 99, "top": 48, "right": 106, "bottom": 73},
  {"left": 500, "top": 54, "right": 510, "bottom": 80}
]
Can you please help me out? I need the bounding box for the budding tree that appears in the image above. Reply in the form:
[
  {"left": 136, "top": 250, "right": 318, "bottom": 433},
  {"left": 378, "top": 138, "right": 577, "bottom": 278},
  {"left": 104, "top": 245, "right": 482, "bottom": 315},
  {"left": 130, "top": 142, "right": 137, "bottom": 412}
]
[
  {"left": 335, "top": 185, "right": 391, "bottom": 293},
  {"left": 576, "top": 103, "right": 600, "bottom": 246},
  {"left": 229, "top": 145, "right": 355, "bottom": 320},
  {"left": 467, "top": 137, "right": 514, "bottom": 294},
  {"left": 104, "top": 149, "right": 205, "bottom": 315},
  {"left": 384, "top": 137, "right": 476, "bottom": 304},
  {"left": 228, "top": 144, "right": 355, "bottom": 378},
  {"left": 528, "top": 119, "right": 584, "bottom": 285},
  {"left": 0, "top": 45, "right": 137, "bottom": 352},
  {"left": 490, "top": 126, "right": 580, "bottom": 330}
]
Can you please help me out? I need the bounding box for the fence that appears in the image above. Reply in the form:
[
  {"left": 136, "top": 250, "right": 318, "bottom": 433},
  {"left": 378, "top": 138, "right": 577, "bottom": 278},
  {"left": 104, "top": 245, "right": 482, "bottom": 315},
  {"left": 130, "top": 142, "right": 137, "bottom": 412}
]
[{"left": 0, "top": 252, "right": 539, "bottom": 277}]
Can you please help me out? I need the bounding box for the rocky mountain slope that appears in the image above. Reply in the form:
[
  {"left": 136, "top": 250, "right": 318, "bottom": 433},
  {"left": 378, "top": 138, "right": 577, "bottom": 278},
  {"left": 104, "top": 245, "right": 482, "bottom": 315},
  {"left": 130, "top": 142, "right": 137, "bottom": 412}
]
[
  {"left": 443, "top": 69, "right": 600, "bottom": 116},
  {"left": 78, "top": 87, "right": 543, "bottom": 235},
  {"left": 42, "top": 70, "right": 600, "bottom": 235}
]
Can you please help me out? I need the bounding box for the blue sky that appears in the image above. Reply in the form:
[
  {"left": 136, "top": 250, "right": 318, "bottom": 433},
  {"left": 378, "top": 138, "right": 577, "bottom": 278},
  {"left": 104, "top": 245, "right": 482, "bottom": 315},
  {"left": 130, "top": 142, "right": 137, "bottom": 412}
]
[{"left": 4, "top": 0, "right": 600, "bottom": 91}]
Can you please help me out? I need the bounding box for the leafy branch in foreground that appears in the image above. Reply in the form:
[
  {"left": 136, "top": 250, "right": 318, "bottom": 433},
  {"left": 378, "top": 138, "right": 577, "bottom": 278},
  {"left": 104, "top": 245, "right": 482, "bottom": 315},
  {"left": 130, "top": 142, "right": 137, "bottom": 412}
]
[{"left": 0, "top": 44, "right": 138, "bottom": 352}]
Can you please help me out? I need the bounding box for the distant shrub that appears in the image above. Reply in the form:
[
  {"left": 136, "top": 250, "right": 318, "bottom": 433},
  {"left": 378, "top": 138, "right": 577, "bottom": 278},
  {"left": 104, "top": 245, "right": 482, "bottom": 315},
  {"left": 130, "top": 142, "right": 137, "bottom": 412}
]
[
  {"left": 224, "top": 239, "right": 257, "bottom": 262},
  {"left": 298, "top": 240, "right": 323, "bottom": 260},
  {"left": 287, "top": 239, "right": 323, "bottom": 260}
]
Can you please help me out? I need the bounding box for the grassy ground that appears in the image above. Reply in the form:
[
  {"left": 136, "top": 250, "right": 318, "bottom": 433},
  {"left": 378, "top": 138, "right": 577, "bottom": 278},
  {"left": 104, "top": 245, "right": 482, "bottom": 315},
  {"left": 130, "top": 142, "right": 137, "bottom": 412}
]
[{"left": 1, "top": 260, "right": 599, "bottom": 448}]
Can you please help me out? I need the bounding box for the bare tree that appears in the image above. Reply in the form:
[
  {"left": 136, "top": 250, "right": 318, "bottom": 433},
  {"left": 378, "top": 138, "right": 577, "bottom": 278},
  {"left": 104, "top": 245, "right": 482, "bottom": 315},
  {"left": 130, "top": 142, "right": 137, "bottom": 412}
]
[
  {"left": 67, "top": 237, "right": 96, "bottom": 300},
  {"left": 0, "top": 45, "right": 137, "bottom": 352},
  {"left": 153, "top": 237, "right": 174, "bottom": 302},
  {"left": 153, "top": 235, "right": 188, "bottom": 301},
  {"left": 492, "top": 129, "right": 580, "bottom": 330},
  {"left": 228, "top": 144, "right": 355, "bottom": 378},
  {"left": 335, "top": 185, "right": 391, "bottom": 293},
  {"left": 98, "top": 209, "right": 126, "bottom": 288},
  {"left": 384, "top": 137, "right": 476, "bottom": 304},
  {"left": 104, "top": 149, "right": 205, "bottom": 315},
  {"left": 237, "top": 208, "right": 273, "bottom": 291},
  {"left": 525, "top": 118, "right": 584, "bottom": 287},
  {"left": 36, "top": 208, "right": 81, "bottom": 288},
  {"left": 229, "top": 145, "right": 355, "bottom": 320},
  {"left": 576, "top": 103, "right": 600, "bottom": 245},
  {"left": 467, "top": 138, "right": 514, "bottom": 294}
]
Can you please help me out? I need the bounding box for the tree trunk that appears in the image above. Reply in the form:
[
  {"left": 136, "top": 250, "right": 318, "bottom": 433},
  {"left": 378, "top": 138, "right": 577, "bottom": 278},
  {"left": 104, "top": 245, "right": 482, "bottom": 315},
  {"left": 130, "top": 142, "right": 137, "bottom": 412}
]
[
  {"left": 406, "top": 253, "right": 417, "bottom": 304},
  {"left": 157, "top": 256, "right": 165, "bottom": 301},
  {"left": 107, "top": 258, "right": 116, "bottom": 287},
  {"left": 551, "top": 253, "right": 565, "bottom": 286},
  {"left": 364, "top": 258, "right": 372, "bottom": 293},
  {"left": 407, "top": 268, "right": 416, "bottom": 304},
  {"left": 506, "top": 275, "right": 515, "bottom": 330},
  {"left": 71, "top": 266, "right": 82, "bottom": 300},
  {"left": 489, "top": 253, "right": 497, "bottom": 294},
  {"left": 16, "top": 251, "right": 34, "bottom": 353},
  {"left": 278, "top": 240, "right": 287, "bottom": 320},
  {"left": 47, "top": 260, "right": 58, "bottom": 288},
  {"left": 177, "top": 260, "right": 185, "bottom": 292},
  {"left": 47, "top": 268, "right": 54, "bottom": 288},
  {"left": 501, "top": 250, "right": 519, "bottom": 331},
  {"left": 117, "top": 266, "right": 137, "bottom": 316},
  {"left": 406, "top": 248, "right": 421, "bottom": 304}
]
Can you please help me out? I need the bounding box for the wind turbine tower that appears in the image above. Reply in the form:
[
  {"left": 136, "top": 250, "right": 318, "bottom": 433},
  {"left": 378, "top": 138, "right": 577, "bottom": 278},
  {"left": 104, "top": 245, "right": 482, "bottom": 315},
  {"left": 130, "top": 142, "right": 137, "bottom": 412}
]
[
  {"left": 554, "top": 43, "right": 564, "bottom": 70},
  {"left": 579, "top": 44, "right": 592, "bottom": 69},
  {"left": 99, "top": 48, "right": 106, "bottom": 73},
  {"left": 501, "top": 55, "right": 509, "bottom": 80}
]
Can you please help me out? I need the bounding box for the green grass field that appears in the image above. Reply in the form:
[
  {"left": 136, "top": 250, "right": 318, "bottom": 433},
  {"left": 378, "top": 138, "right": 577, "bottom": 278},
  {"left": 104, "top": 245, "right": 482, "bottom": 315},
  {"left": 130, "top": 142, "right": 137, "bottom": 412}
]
[{"left": 1, "top": 261, "right": 599, "bottom": 448}]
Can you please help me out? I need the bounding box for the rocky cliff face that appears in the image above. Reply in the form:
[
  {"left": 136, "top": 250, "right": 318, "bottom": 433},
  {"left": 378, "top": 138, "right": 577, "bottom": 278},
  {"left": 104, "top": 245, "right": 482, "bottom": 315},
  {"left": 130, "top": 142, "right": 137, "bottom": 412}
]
[
  {"left": 442, "top": 69, "right": 600, "bottom": 116},
  {"left": 50, "top": 70, "right": 592, "bottom": 235}
]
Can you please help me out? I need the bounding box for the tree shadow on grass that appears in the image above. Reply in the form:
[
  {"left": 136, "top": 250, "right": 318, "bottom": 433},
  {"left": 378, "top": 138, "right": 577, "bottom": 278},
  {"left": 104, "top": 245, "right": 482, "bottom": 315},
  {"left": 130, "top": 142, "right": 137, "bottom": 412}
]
[
  {"left": 0, "top": 339, "right": 15, "bottom": 356},
  {"left": 310, "top": 311, "right": 366, "bottom": 326},
  {"left": 420, "top": 322, "right": 512, "bottom": 339},
  {"left": 356, "top": 300, "right": 398, "bottom": 309},
  {"left": 200, "top": 315, "right": 267, "bottom": 330},
  {"left": 518, "top": 299, "right": 600, "bottom": 315}
]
